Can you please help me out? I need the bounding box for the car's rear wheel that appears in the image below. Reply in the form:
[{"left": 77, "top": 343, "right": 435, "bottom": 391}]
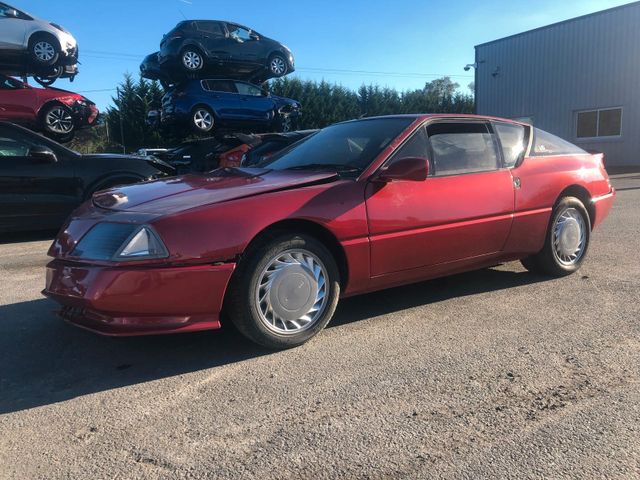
[
  {"left": 191, "top": 106, "right": 215, "bottom": 133},
  {"left": 227, "top": 234, "right": 341, "bottom": 349},
  {"left": 29, "top": 35, "right": 60, "bottom": 66},
  {"left": 268, "top": 54, "right": 288, "bottom": 77},
  {"left": 521, "top": 196, "right": 590, "bottom": 276},
  {"left": 181, "top": 48, "right": 204, "bottom": 72},
  {"left": 41, "top": 104, "right": 75, "bottom": 136}
]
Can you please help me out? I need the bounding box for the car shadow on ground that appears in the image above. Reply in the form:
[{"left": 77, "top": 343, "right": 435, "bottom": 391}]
[{"left": 0, "top": 267, "right": 547, "bottom": 415}]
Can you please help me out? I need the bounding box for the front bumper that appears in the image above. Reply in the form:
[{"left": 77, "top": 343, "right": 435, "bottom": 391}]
[
  {"left": 43, "top": 259, "right": 235, "bottom": 336},
  {"left": 72, "top": 102, "right": 99, "bottom": 127}
]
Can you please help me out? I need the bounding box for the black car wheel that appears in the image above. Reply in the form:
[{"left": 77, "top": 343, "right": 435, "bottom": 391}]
[
  {"left": 268, "top": 54, "right": 288, "bottom": 77},
  {"left": 227, "top": 233, "right": 341, "bottom": 349},
  {"left": 191, "top": 106, "right": 215, "bottom": 133},
  {"left": 29, "top": 35, "right": 60, "bottom": 66},
  {"left": 521, "top": 196, "right": 591, "bottom": 277},
  {"left": 41, "top": 104, "right": 75, "bottom": 136},
  {"left": 33, "top": 67, "right": 63, "bottom": 87},
  {"left": 181, "top": 48, "right": 204, "bottom": 72}
]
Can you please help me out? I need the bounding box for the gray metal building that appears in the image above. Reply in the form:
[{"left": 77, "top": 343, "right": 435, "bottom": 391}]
[{"left": 475, "top": 1, "right": 640, "bottom": 167}]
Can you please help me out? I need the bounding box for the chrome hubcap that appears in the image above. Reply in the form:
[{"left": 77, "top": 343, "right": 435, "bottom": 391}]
[
  {"left": 270, "top": 57, "right": 286, "bottom": 75},
  {"left": 34, "top": 41, "right": 55, "bottom": 61},
  {"left": 46, "top": 107, "right": 73, "bottom": 133},
  {"left": 183, "top": 51, "right": 202, "bottom": 70},
  {"left": 256, "top": 249, "right": 328, "bottom": 335},
  {"left": 193, "top": 110, "right": 213, "bottom": 130},
  {"left": 553, "top": 207, "right": 586, "bottom": 265}
]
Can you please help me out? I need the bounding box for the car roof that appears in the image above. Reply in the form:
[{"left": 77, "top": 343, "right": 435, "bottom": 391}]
[{"left": 344, "top": 114, "right": 531, "bottom": 127}]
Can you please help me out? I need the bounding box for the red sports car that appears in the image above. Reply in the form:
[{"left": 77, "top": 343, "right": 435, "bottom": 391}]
[
  {"left": 43, "top": 115, "right": 615, "bottom": 348},
  {"left": 0, "top": 74, "right": 98, "bottom": 141}
]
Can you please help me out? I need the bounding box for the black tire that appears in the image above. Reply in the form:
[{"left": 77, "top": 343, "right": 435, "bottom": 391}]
[
  {"left": 191, "top": 106, "right": 215, "bottom": 133},
  {"left": 29, "top": 34, "right": 60, "bottom": 66},
  {"left": 520, "top": 196, "right": 591, "bottom": 277},
  {"left": 40, "top": 103, "right": 75, "bottom": 137},
  {"left": 273, "top": 113, "right": 294, "bottom": 133},
  {"left": 33, "top": 66, "right": 63, "bottom": 87},
  {"left": 180, "top": 47, "right": 204, "bottom": 72},
  {"left": 226, "top": 233, "right": 341, "bottom": 349},
  {"left": 268, "top": 53, "right": 288, "bottom": 77}
]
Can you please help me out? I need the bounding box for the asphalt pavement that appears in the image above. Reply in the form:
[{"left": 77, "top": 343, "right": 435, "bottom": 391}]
[{"left": 0, "top": 173, "right": 639, "bottom": 479}]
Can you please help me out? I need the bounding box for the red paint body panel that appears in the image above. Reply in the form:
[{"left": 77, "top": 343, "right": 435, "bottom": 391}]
[{"left": 43, "top": 114, "right": 616, "bottom": 336}]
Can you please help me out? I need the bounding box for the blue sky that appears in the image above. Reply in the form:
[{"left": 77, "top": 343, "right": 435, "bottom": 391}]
[{"left": 13, "top": 0, "right": 632, "bottom": 110}]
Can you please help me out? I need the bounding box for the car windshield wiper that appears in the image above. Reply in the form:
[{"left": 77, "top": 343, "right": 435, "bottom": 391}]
[{"left": 284, "top": 163, "right": 360, "bottom": 174}]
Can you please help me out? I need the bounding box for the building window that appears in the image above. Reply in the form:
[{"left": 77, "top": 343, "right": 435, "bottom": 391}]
[{"left": 576, "top": 108, "right": 622, "bottom": 138}]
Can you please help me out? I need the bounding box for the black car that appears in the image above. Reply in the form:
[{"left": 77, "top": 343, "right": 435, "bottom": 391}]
[
  {"left": 0, "top": 122, "right": 175, "bottom": 232},
  {"left": 157, "top": 20, "right": 294, "bottom": 83},
  {"left": 154, "top": 135, "right": 246, "bottom": 173},
  {"left": 140, "top": 51, "right": 175, "bottom": 89},
  {"left": 161, "top": 79, "right": 301, "bottom": 134}
]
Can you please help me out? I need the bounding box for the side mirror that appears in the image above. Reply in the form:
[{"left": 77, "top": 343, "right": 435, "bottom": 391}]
[
  {"left": 29, "top": 146, "right": 57, "bottom": 163},
  {"left": 250, "top": 32, "right": 260, "bottom": 41},
  {"left": 375, "top": 156, "right": 429, "bottom": 182},
  {"left": 6, "top": 8, "right": 19, "bottom": 17}
]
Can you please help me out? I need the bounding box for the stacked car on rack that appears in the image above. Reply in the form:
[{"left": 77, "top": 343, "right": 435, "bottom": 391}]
[
  {"left": 140, "top": 20, "right": 301, "bottom": 135},
  {"left": 0, "top": 2, "right": 97, "bottom": 142}
]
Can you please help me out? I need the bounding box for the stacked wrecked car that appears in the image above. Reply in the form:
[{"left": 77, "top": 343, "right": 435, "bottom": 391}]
[
  {"left": 0, "top": 2, "right": 97, "bottom": 142},
  {"left": 141, "top": 20, "right": 301, "bottom": 135}
]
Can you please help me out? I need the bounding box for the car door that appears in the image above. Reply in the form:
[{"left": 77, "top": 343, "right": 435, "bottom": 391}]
[
  {"left": 202, "top": 79, "right": 247, "bottom": 120},
  {"left": 225, "top": 23, "right": 262, "bottom": 67},
  {"left": 365, "top": 121, "right": 515, "bottom": 277},
  {"left": 0, "top": 4, "right": 27, "bottom": 51},
  {"left": 196, "top": 21, "right": 233, "bottom": 62},
  {"left": 0, "top": 125, "right": 79, "bottom": 231},
  {"left": 232, "top": 81, "right": 274, "bottom": 122},
  {"left": 0, "top": 76, "right": 37, "bottom": 123}
]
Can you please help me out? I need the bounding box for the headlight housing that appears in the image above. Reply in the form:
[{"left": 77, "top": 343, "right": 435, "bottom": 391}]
[{"left": 71, "top": 223, "right": 168, "bottom": 261}]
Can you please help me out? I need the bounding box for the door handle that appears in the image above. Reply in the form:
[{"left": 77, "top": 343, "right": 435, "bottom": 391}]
[{"left": 513, "top": 177, "right": 521, "bottom": 189}]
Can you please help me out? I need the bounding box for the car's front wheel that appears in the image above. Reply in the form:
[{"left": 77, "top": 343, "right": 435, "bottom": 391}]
[
  {"left": 227, "top": 234, "right": 341, "bottom": 349},
  {"left": 41, "top": 103, "right": 75, "bottom": 137},
  {"left": 268, "top": 54, "right": 288, "bottom": 77},
  {"left": 521, "top": 196, "right": 591, "bottom": 276},
  {"left": 29, "top": 35, "right": 60, "bottom": 66},
  {"left": 191, "top": 106, "right": 215, "bottom": 133}
]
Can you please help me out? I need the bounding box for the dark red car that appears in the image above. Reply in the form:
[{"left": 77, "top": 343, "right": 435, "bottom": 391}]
[
  {"left": 44, "top": 115, "right": 615, "bottom": 349},
  {"left": 0, "top": 74, "right": 97, "bottom": 141}
]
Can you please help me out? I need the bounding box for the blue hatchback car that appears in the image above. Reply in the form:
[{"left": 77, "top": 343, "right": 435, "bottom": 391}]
[{"left": 161, "top": 79, "right": 301, "bottom": 134}]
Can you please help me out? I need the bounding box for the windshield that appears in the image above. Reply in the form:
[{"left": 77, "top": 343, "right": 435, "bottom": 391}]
[{"left": 257, "top": 117, "right": 415, "bottom": 174}]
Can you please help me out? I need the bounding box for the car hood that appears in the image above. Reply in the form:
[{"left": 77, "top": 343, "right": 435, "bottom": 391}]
[{"left": 92, "top": 168, "right": 339, "bottom": 215}]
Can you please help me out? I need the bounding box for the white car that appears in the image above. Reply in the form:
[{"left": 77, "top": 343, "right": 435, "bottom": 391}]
[{"left": 0, "top": 2, "right": 78, "bottom": 73}]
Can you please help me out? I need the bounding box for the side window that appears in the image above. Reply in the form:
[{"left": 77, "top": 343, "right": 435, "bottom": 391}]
[
  {"left": 427, "top": 122, "right": 499, "bottom": 176},
  {"left": 493, "top": 122, "right": 527, "bottom": 167},
  {"left": 0, "top": 77, "right": 20, "bottom": 90},
  {"left": 0, "top": 129, "right": 32, "bottom": 157},
  {"left": 235, "top": 82, "right": 262, "bottom": 96},
  {"left": 227, "top": 24, "right": 252, "bottom": 42},
  {"left": 531, "top": 128, "right": 587, "bottom": 156},
  {"left": 197, "top": 21, "right": 223, "bottom": 36},
  {"left": 204, "top": 80, "right": 237, "bottom": 93},
  {"left": 389, "top": 126, "right": 430, "bottom": 163}
]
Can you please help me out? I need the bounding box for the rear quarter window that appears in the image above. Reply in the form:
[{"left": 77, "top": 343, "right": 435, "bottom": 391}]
[{"left": 531, "top": 128, "right": 587, "bottom": 156}]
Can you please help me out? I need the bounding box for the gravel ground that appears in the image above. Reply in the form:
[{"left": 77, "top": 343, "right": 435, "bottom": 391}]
[{"left": 0, "top": 174, "right": 639, "bottom": 479}]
